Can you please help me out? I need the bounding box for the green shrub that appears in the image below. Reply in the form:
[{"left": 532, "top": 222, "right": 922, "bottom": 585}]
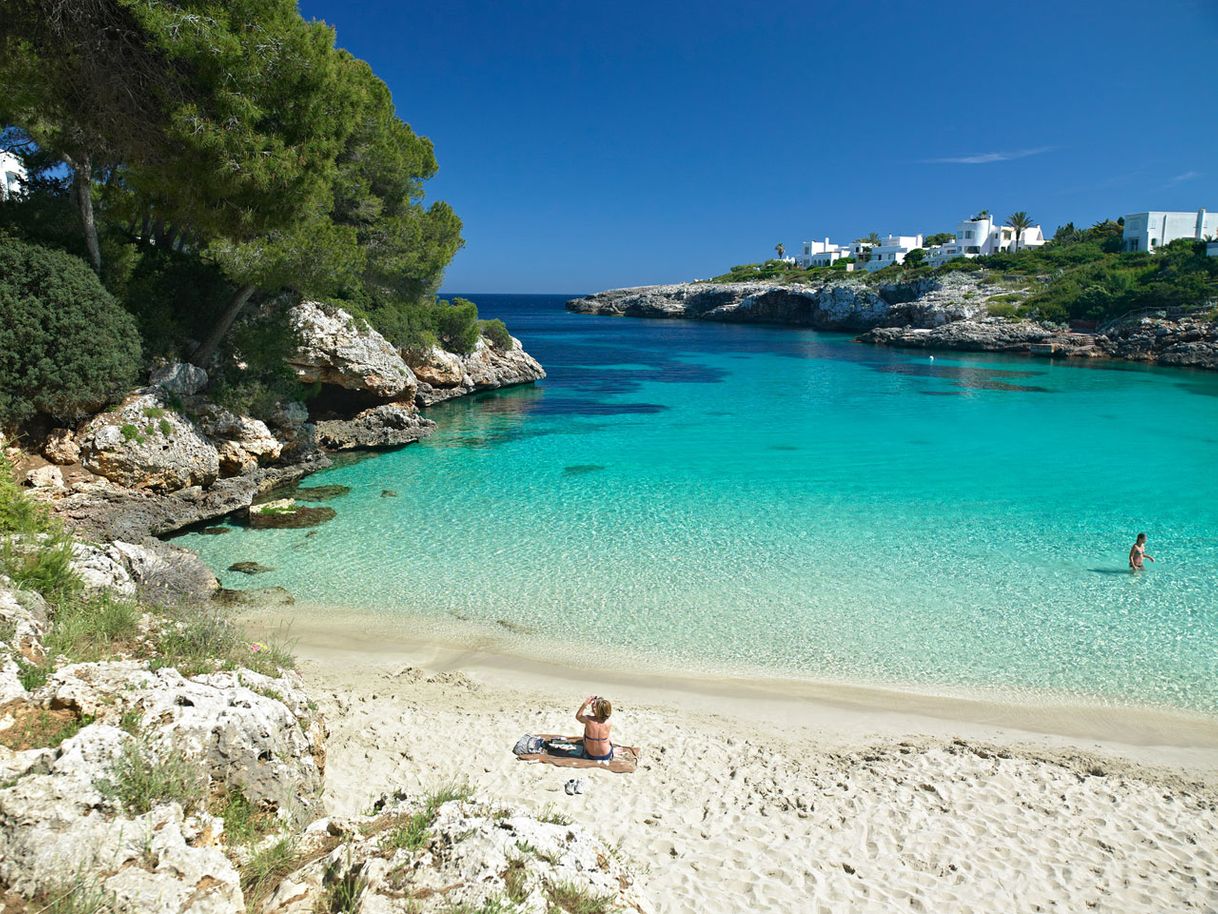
[
  {"left": 432, "top": 297, "right": 481, "bottom": 353},
  {"left": 480, "top": 318, "right": 512, "bottom": 350},
  {"left": 0, "top": 234, "right": 141, "bottom": 426}
]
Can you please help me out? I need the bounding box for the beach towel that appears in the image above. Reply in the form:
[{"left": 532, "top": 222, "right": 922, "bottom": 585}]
[{"left": 512, "top": 733, "right": 640, "bottom": 774}]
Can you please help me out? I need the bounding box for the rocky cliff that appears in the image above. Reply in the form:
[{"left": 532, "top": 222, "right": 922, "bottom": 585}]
[{"left": 569, "top": 277, "right": 1218, "bottom": 370}]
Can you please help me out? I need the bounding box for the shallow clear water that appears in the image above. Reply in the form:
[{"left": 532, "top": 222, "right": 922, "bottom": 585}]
[{"left": 178, "top": 296, "right": 1218, "bottom": 712}]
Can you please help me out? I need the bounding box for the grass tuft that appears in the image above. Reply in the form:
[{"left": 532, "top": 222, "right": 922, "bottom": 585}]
[
  {"left": 212, "top": 788, "right": 279, "bottom": 847},
  {"left": 95, "top": 737, "right": 207, "bottom": 815},
  {"left": 544, "top": 880, "right": 618, "bottom": 914},
  {"left": 240, "top": 836, "right": 300, "bottom": 912}
]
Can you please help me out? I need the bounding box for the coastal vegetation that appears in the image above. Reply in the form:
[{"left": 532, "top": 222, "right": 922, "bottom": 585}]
[
  {"left": 710, "top": 220, "right": 1218, "bottom": 324},
  {"left": 0, "top": 0, "right": 490, "bottom": 431}
]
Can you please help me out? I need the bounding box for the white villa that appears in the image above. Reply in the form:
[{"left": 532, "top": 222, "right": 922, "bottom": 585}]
[
  {"left": 1121, "top": 209, "right": 1217, "bottom": 252},
  {"left": 924, "top": 213, "right": 1046, "bottom": 267},
  {"left": 794, "top": 238, "right": 871, "bottom": 269},
  {"left": 0, "top": 151, "right": 26, "bottom": 201},
  {"left": 863, "top": 234, "right": 923, "bottom": 272}
]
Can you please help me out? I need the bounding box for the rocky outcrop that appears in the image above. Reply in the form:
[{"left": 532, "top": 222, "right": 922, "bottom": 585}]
[
  {"left": 288, "top": 300, "right": 417, "bottom": 401},
  {"left": 195, "top": 405, "right": 283, "bottom": 476},
  {"left": 314, "top": 403, "right": 436, "bottom": 449},
  {"left": 861, "top": 313, "right": 1218, "bottom": 367},
  {"left": 860, "top": 319, "right": 1059, "bottom": 353},
  {"left": 409, "top": 336, "right": 547, "bottom": 406},
  {"left": 51, "top": 458, "right": 328, "bottom": 544},
  {"left": 0, "top": 725, "right": 244, "bottom": 913},
  {"left": 1101, "top": 315, "right": 1218, "bottom": 369},
  {"left": 258, "top": 794, "right": 649, "bottom": 914},
  {"left": 567, "top": 273, "right": 991, "bottom": 331},
  {"left": 79, "top": 391, "right": 221, "bottom": 493}
]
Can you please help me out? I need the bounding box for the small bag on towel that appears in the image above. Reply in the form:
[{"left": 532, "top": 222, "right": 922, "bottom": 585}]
[{"left": 512, "top": 734, "right": 546, "bottom": 757}]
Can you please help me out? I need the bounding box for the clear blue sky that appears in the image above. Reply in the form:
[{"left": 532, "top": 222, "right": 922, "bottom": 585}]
[{"left": 300, "top": 0, "right": 1218, "bottom": 294}]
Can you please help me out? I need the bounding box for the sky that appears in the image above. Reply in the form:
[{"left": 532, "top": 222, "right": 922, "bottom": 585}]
[{"left": 299, "top": 0, "right": 1218, "bottom": 294}]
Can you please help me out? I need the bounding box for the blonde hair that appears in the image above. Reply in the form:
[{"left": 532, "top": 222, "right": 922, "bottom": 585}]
[{"left": 592, "top": 697, "right": 612, "bottom": 721}]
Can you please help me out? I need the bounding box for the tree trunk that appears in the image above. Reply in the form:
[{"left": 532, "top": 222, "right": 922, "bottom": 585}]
[
  {"left": 70, "top": 154, "right": 101, "bottom": 273},
  {"left": 191, "top": 283, "right": 257, "bottom": 367}
]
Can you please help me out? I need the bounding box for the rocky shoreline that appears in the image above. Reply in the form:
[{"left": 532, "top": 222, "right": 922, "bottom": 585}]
[
  {"left": 567, "top": 276, "right": 1218, "bottom": 370},
  {"left": 10, "top": 299, "right": 545, "bottom": 551}
]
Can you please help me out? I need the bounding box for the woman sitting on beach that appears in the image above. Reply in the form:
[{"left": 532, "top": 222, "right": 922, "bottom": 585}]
[{"left": 576, "top": 695, "right": 613, "bottom": 761}]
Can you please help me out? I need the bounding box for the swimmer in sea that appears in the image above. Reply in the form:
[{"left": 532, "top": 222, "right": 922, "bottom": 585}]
[{"left": 1129, "top": 532, "right": 1155, "bottom": 572}]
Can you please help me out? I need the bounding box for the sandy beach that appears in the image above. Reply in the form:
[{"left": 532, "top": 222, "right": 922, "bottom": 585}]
[{"left": 244, "top": 606, "right": 1218, "bottom": 914}]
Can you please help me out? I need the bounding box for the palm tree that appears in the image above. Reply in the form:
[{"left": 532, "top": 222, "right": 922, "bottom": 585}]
[
  {"left": 1007, "top": 211, "right": 1033, "bottom": 252},
  {"left": 775, "top": 242, "right": 785, "bottom": 260},
  {"left": 860, "top": 232, "right": 882, "bottom": 245}
]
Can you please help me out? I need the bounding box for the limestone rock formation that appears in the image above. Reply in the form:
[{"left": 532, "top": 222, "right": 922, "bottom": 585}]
[
  {"left": 314, "top": 403, "right": 436, "bottom": 449},
  {"left": 0, "top": 726, "right": 244, "bottom": 914},
  {"left": 41, "top": 429, "right": 80, "bottom": 466},
  {"left": 195, "top": 405, "right": 283, "bottom": 476},
  {"left": 23, "top": 465, "right": 64, "bottom": 490},
  {"left": 288, "top": 300, "right": 417, "bottom": 401},
  {"left": 410, "top": 335, "right": 546, "bottom": 406},
  {"left": 258, "top": 794, "right": 650, "bottom": 914},
  {"left": 566, "top": 273, "right": 990, "bottom": 332},
  {"left": 79, "top": 391, "right": 221, "bottom": 493},
  {"left": 1101, "top": 315, "right": 1218, "bottom": 369}
]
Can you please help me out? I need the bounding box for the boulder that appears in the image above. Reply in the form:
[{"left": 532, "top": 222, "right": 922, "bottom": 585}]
[
  {"left": 149, "top": 361, "right": 209, "bottom": 398},
  {"left": 406, "top": 345, "right": 466, "bottom": 388},
  {"left": 79, "top": 391, "right": 221, "bottom": 493},
  {"left": 195, "top": 405, "right": 283, "bottom": 476},
  {"left": 288, "top": 300, "right": 417, "bottom": 400},
  {"left": 42, "top": 429, "right": 81, "bottom": 466},
  {"left": 314, "top": 403, "right": 435, "bottom": 449},
  {"left": 108, "top": 539, "right": 220, "bottom": 603},
  {"left": 23, "top": 465, "right": 64, "bottom": 490},
  {"left": 68, "top": 542, "right": 137, "bottom": 596}
]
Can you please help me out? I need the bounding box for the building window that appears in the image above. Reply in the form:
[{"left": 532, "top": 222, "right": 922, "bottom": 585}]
[{"left": 1151, "top": 238, "right": 1158, "bottom": 247}]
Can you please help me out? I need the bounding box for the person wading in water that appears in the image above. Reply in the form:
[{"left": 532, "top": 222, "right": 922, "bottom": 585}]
[{"left": 1129, "top": 532, "right": 1155, "bottom": 572}]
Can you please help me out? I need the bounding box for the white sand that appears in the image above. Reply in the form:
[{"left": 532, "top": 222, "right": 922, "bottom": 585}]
[{"left": 249, "top": 608, "right": 1218, "bottom": 914}]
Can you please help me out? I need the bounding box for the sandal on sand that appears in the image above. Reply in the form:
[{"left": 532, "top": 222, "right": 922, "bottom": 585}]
[{"left": 564, "top": 778, "right": 584, "bottom": 796}]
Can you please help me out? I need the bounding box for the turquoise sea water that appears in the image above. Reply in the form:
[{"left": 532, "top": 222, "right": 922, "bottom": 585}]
[{"left": 177, "top": 296, "right": 1218, "bottom": 713}]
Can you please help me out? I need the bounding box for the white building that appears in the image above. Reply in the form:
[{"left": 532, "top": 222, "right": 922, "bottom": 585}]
[
  {"left": 862, "top": 234, "right": 923, "bottom": 272},
  {"left": 0, "top": 151, "right": 26, "bottom": 201},
  {"left": 925, "top": 213, "right": 1046, "bottom": 267},
  {"left": 1121, "top": 209, "right": 1218, "bottom": 253},
  {"left": 795, "top": 237, "right": 868, "bottom": 269}
]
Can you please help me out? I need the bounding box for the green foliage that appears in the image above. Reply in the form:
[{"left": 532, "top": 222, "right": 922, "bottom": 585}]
[
  {"left": 118, "top": 246, "right": 235, "bottom": 361},
  {"left": 96, "top": 737, "right": 208, "bottom": 815},
  {"left": 383, "top": 782, "right": 474, "bottom": 853},
  {"left": 924, "top": 232, "right": 954, "bottom": 247},
  {"left": 432, "top": 297, "right": 481, "bottom": 354},
  {"left": 0, "top": 234, "right": 140, "bottom": 426},
  {"left": 44, "top": 593, "right": 141, "bottom": 663},
  {"left": 212, "top": 788, "right": 279, "bottom": 847},
  {"left": 210, "top": 304, "right": 312, "bottom": 421},
  {"left": 480, "top": 319, "right": 513, "bottom": 350},
  {"left": 903, "top": 248, "right": 926, "bottom": 266}
]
